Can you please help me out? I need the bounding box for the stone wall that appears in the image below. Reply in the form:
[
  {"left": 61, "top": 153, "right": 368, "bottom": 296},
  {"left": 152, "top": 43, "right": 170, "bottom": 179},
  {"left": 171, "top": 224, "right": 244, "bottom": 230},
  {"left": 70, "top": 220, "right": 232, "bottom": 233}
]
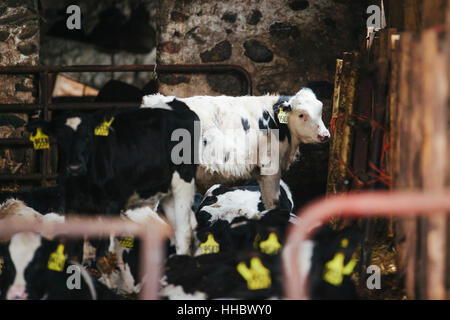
[
  {"left": 156, "top": 0, "right": 365, "bottom": 98},
  {"left": 0, "top": 0, "right": 40, "bottom": 179},
  {"left": 156, "top": 0, "right": 366, "bottom": 207},
  {"left": 39, "top": 0, "right": 157, "bottom": 89}
]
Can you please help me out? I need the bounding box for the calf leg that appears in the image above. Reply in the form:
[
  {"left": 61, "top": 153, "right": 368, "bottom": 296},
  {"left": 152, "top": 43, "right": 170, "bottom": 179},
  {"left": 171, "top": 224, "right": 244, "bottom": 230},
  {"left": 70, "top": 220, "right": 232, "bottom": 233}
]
[
  {"left": 257, "top": 171, "right": 281, "bottom": 210},
  {"left": 161, "top": 173, "right": 196, "bottom": 255},
  {"left": 171, "top": 173, "right": 196, "bottom": 255},
  {"left": 161, "top": 195, "right": 176, "bottom": 248}
]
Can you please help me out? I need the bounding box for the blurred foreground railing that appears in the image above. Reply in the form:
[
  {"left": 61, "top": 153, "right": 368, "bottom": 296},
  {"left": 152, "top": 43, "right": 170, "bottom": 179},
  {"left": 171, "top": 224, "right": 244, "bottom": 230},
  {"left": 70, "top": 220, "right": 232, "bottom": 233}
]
[
  {"left": 0, "top": 215, "right": 172, "bottom": 300},
  {"left": 283, "top": 189, "right": 450, "bottom": 300}
]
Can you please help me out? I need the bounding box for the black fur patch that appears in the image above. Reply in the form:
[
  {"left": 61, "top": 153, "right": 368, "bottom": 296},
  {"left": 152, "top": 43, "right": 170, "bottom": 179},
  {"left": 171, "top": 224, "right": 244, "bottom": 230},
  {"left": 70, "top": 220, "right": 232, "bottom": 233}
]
[
  {"left": 211, "top": 185, "right": 233, "bottom": 197},
  {"left": 272, "top": 95, "right": 292, "bottom": 143},
  {"left": 241, "top": 117, "right": 250, "bottom": 132},
  {"left": 31, "top": 105, "right": 198, "bottom": 216}
]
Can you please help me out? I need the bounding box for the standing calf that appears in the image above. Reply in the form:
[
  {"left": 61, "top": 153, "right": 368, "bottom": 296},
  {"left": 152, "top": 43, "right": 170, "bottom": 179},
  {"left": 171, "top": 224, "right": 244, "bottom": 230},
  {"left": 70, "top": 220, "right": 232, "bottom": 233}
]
[
  {"left": 28, "top": 101, "right": 199, "bottom": 254},
  {"left": 141, "top": 88, "right": 330, "bottom": 209}
]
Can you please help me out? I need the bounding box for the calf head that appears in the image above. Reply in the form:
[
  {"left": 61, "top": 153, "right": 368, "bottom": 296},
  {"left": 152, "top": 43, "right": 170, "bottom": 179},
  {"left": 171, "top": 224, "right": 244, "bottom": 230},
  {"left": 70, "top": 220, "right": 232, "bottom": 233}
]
[
  {"left": 2, "top": 232, "right": 62, "bottom": 300},
  {"left": 282, "top": 88, "right": 330, "bottom": 144},
  {"left": 309, "top": 225, "right": 363, "bottom": 299},
  {"left": 27, "top": 111, "right": 115, "bottom": 177}
]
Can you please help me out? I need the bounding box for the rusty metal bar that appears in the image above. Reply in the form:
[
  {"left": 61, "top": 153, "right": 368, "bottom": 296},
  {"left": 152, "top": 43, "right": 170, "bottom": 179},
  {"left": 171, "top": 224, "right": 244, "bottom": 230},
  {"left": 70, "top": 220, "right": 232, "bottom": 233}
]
[
  {"left": 0, "top": 102, "right": 139, "bottom": 112},
  {"left": 0, "top": 139, "right": 35, "bottom": 147},
  {"left": 0, "top": 173, "right": 58, "bottom": 181},
  {"left": 0, "top": 215, "right": 171, "bottom": 300},
  {"left": 0, "top": 64, "right": 253, "bottom": 95},
  {"left": 0, "top": 138, "right": 56, "bottom": 147},
  {"left": 0, "top": 104, "right": 44, "bottom": 112},
  {"left": 283, "top": 189, "right": 450, "bottom": 300}
]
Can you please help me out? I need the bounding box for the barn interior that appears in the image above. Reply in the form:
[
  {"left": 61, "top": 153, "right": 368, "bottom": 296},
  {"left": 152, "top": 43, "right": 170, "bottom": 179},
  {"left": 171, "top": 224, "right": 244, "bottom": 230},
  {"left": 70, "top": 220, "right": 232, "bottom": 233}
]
[{"left": 0, "top": 0, "right": 449, "bottom": 300}]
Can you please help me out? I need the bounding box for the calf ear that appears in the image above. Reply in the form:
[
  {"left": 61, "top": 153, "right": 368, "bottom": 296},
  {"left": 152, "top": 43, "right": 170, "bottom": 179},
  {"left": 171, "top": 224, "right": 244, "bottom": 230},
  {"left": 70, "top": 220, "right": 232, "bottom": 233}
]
[
  {"left": 282, "top": 103, "right": 292, "bottom": 112},
  {"left": 26, "top": 119, "right": 53, "bottom": 136},
  {"left": 273, "top": 103, "right": 292, "bottom": 114},
  {"left": 93, "top": 108, "right": 117, "bottom": 125}
]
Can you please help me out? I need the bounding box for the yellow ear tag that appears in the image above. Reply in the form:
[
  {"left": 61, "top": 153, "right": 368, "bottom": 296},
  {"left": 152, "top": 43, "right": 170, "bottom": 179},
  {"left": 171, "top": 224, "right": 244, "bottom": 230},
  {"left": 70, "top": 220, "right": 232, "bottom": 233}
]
[
  {"left": 29, "top": 127, "right": 50, "bottom": 150},
  {"left": 47, "top": 244, "right": 66, "bottom": 272},
  {"left": 323, "top": 252, "right": 358, "bottom": 286},
  {"left": 94, "top": 117, "right": 114, "bottom": 136},
  {"left": 259, "top": 233, "right": 282, "bottom": 255},
  {"left": 120, "top": 235, "right": 134, "bottom": 248},
  {"left": 277, "top": 108, "right": 288, "bottom": 124},
  {"left": 237, "top": 257, "right": 272, "bottom": 290},
  {"left": 200, "top": 234, "right": 220, "bottom": 254}
]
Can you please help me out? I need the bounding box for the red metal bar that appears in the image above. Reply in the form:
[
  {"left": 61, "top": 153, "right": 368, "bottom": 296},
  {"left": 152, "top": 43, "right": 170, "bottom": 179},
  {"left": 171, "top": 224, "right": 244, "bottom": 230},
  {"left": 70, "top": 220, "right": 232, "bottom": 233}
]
[
  {"left": 0, "top": 215, "right": 172, "bottom": 300},
  {"left": 283, "top": 189, "right": 450, "bottom": 300}
]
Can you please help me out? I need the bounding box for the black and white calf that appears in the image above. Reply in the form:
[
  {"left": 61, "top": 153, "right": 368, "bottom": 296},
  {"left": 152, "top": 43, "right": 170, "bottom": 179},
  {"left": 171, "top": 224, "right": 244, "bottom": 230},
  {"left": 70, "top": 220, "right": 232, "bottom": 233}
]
[
  {"left": 96, "top": 206, "right": 168, "bottom": 295},
  {"left": 161, "top": 251, "right": 283, "bottom": 300},
  {"left": 284, "top": 225, "right": 363, "bottom": 300},
  {"left": 193, "top": 179, "right": 295, "bottom": 255},
  {"left": 0, "top": 202, "right": 117, "bottom": 300},
  {"left": 28, "top": 100, "right": 199, "bottom": 254},
  {"left": 0, "top": 231, "right": 118, "bottom": 300},
  {"left": 141, "top": 88, "right": 330, "bottom": 209}
]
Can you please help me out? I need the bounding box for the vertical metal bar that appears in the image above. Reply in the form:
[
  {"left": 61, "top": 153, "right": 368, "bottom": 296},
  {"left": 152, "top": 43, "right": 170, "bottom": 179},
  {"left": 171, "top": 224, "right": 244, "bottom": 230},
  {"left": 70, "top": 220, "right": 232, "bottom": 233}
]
[
  {"left": 40, "top": 71, "right": 51, "bottom": 186},
  {"left": 37, "top": 71, "right": 46, "bottom": 186},
  {"left": 283, "top": 190, "right": 450, "bottom": 300},
  {"left": 42, "top": 72, "right": 54, "bottom": 186},
  {"left": 140, "top": 224, "right": 164, "bottom": 300}
]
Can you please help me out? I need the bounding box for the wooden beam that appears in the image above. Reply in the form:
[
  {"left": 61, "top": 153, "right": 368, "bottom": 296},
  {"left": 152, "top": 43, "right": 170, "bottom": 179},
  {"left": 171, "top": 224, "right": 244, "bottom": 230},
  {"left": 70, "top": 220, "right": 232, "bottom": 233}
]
[
  {"left": 326, "top": 53, "right": 359, "bottom": 195},
  {"left": 421, "top": 0, "right": 447, "bottom": 29},
  {"left": 421, "top": 30, "right": 448, "bottom": 300},
  {"left": 393, "top": 32, "right": 416, "bottom": 299},
  {"left": 385, "top": 0, "right": 405, "bottom": 30}
]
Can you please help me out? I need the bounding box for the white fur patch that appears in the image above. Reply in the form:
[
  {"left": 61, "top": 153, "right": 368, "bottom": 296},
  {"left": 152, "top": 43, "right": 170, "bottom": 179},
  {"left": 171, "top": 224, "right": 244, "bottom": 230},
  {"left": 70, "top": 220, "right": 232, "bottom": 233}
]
[
  {"left": 122, "top": 206, "right": 167, "bottom": 226},
  {"left": 141, "top": 94, "right": 175, "bottom": 111},
  {"left": 160, "top": 284, "right": 207, "bottom": 300},
  {"left": 40, "top": 213, "right": 65, "bottom": 224},
  {"left": 167, "top": 172, "right": 196, "bottom": 254},
  {"left": 65, "top": 117, "right": 82, "bottom": 131},
  {"left": 200, "top": 186, "right": 264, "bottom": 224},
  {"left": 8, "top": 233, "right": 42, "bottom": 292}
]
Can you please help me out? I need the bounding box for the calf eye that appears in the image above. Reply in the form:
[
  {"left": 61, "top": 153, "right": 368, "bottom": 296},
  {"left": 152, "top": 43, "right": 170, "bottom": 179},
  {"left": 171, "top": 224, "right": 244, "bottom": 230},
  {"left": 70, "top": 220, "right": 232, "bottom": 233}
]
[{"left": 299, "top": 114, "right": 304, "bottom": 118}]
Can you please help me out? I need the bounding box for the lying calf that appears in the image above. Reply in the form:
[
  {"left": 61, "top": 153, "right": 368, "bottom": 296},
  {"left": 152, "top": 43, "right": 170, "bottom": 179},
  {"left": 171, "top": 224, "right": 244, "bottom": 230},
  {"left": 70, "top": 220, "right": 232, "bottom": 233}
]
[
  {"left": 0, "top": 208, "right": 118, "bottom": 300},
  {"left": 95, "top": 206, "right": 168, "bottom": 296},
  {"left": 194, "top": 208, "right": 291, "bottom": 256},
  {"left": 285, "top": 225, "right": 363, "bottom": 300},
  {"left": 193, "top": 180, "right": 295, "bottom": 255},
  {"left": 160, "top": 251, "right": 282, "bottom": 300}
]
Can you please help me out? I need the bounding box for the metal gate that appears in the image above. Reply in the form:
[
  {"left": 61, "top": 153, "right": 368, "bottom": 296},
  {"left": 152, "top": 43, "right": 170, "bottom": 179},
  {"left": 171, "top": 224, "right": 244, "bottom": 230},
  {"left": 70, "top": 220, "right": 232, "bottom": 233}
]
[{"left": 0, "top": 64, "right": 252, "bottom": 186}]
